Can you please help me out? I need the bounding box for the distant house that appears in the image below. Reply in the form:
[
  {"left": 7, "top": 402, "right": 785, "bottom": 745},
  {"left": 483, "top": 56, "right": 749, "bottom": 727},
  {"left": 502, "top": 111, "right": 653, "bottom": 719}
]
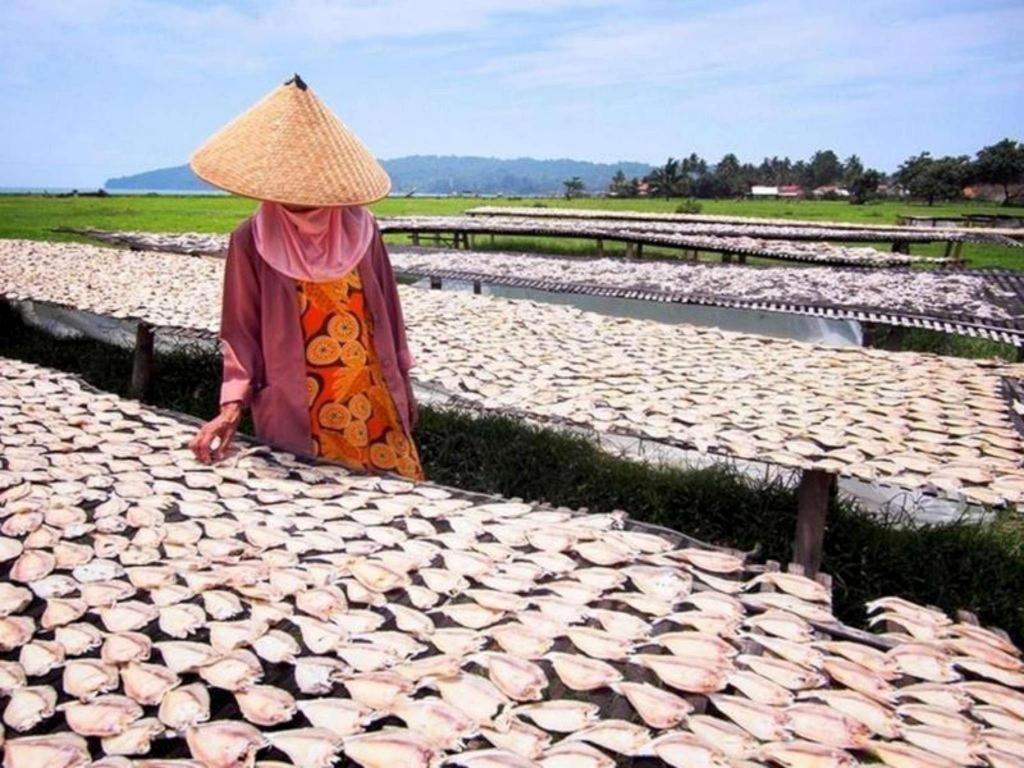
[
  {"left": 812, "top": 185, "right": 850, "bottom": 198},
  {"left": 635, "top": 180, "right": 651, "bottom": 197},
  {"left": 877, "top": 183, "right": 906, "bottom": 198},
  {"left": 750, "top": 185, "right": 779, "bottom": 197},
  {"left": 963, "top": 183, "right": 1024, "bottom": 203},
  {"left": 778, "top": 184, "right": 805, "bottom": 199}
]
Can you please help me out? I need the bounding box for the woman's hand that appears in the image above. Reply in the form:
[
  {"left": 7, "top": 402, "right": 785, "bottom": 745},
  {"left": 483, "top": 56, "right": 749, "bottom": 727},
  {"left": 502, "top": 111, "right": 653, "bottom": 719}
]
[{"left": 190, "top": 402, "right": 243, "bottom": 464}]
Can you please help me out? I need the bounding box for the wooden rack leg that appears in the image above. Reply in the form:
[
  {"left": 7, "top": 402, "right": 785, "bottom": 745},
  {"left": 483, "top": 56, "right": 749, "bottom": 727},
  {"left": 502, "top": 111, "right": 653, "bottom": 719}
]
[
  {"left": 793, "top": 469, "right": 833, "bottom": 575},
  {"left": 596, "top": 238, "right": 604, "bottom": 257},
  {"left": 429, "top": 277, "right": 443, "bottom": 290},
  {"left": 635, "top": 243, "right": 644, "bottom": 260},
  {"left": 130, "top": 322, "right": 154, "bottom": 401},
  {"left": 472, "top": 280, "right": 482, "bottom": 295},
  {"left": 411, "top": 233, "right": 420, "bottom": 246}
]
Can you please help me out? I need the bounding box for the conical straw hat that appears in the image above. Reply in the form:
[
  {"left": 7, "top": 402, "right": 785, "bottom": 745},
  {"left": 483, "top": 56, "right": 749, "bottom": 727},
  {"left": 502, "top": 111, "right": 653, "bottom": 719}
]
[{"left": 190, "top": 75, "right": 391, "bottom": 207}]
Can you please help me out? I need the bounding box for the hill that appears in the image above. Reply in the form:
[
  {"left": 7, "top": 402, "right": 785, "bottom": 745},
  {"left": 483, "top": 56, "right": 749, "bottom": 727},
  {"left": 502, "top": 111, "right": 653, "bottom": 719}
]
[{"left": 105, "top": 155, "right": 653, "bottom": 196}]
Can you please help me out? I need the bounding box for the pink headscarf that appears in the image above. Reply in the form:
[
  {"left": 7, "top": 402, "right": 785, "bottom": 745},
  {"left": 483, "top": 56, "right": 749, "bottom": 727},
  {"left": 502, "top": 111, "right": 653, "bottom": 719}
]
[{"left": 251, "top": 201, "right": 376, "bottom": 282}]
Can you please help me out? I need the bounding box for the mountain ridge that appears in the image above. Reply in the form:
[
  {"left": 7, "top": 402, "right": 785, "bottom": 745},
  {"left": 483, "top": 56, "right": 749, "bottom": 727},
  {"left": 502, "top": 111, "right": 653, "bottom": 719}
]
[{"left": 105, "top": 155, "right": 654, "bottom": 195}]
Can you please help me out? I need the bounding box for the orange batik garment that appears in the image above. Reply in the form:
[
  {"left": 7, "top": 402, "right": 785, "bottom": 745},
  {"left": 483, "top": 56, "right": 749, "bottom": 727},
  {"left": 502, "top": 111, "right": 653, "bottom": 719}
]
[{"left": 297, "top": 271, "right": 424, "bottom": 481}]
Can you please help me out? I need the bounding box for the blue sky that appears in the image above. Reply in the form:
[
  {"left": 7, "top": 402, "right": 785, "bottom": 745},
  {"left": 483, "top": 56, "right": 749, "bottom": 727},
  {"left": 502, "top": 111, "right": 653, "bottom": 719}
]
[{"left": 1, "top": 0, "right": 1022, "bottom": 187}]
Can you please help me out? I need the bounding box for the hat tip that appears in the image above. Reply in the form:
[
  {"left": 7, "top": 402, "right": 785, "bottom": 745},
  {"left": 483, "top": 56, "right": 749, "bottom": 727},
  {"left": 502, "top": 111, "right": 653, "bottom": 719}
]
[{"left": 285, "top": 73, "right": 308, "bottom": 91}]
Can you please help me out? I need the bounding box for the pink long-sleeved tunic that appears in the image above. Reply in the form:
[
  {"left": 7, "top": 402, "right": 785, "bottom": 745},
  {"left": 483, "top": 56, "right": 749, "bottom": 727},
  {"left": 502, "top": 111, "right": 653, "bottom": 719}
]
[{"left": 218, "top": 216, "right": 417, "bottom": 455}]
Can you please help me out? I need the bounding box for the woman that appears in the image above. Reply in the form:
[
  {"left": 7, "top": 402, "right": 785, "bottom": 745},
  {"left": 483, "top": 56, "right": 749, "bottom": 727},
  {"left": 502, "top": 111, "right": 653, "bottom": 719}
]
[{"left": 187, "top": 75, "right": 422, "bottom": 480}]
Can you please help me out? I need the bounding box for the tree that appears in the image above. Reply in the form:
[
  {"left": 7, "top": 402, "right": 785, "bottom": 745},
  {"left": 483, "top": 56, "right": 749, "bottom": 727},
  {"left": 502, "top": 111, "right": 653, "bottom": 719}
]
[
  {"left": 713, "top": 153, "right": 744, "bottom": 197},
  {"left": 563, "top": 176, "right": 585, "bottom": 199},
  {"left": 842, "top": 155, "right": 864, "bottom": 187},
  {"left": 848, "top": 169, "right": 882, "bottom": 204},
  {"left": 608, "top": 169, "right": 631, "bottom": 196},
  {"left": 808, "top": 149, "right": 842, "bottom": 188},
  {"left": 973, "top": 138, "right": 1024, "bottom": 205},
  {"left": 647, "top": 157, "right": 688, "bottom": 199},
  {"left": 681, "top": 153, "right": 715, "bottom": 197},
  {"left": 896, "top": 152, "right": 970, "bottom": 205}
]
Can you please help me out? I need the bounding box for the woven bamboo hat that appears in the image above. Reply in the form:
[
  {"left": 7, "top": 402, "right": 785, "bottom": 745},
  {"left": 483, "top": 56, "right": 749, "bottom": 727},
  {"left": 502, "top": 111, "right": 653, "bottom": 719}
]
[{"left": 190, "top": 75, "right": 391, "bottom": 206}]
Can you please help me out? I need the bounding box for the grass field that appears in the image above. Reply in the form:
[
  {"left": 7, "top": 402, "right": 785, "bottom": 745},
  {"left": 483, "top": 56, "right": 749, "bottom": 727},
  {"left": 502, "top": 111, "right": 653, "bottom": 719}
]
[{"left": 1, "top": 193, "right": 1021, "bottom": 269}]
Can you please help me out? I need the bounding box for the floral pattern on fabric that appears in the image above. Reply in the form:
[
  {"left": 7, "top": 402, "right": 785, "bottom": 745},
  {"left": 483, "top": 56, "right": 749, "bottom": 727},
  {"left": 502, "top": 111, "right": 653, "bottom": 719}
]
[{"left": 298, "top": 270, "right": 424, "bottom": 480}]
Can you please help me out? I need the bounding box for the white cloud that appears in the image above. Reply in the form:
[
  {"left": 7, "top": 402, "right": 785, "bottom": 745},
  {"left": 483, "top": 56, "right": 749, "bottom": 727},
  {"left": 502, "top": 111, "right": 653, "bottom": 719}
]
[{"left": 484, "top": 0, "right": 1024, "bottom": 94}]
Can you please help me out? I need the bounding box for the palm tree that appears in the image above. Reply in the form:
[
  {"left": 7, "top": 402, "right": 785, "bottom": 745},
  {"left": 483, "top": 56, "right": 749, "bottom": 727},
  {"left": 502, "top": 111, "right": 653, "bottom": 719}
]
[
  {"left": 563, "top": 177, "right": 585, "bottom": 199},
  {"left": 647, "top": 157, "right": 685, "bottom": 199}
]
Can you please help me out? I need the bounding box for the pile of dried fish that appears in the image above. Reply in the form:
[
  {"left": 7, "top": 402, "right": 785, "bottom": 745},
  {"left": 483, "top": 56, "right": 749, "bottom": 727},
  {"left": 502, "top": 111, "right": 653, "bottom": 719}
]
[
  {"left": 389, "top": 248, "right": 1018, "bottom": 321},
  {"left": 381, "top": 217, "right": 955, "bottom": 267},
  {"left": 2, "top": 239, "right": 1024, "bottom": 507},
  {"left": 466, "top": 206, "right": 1024, "bottom": 245},
  {"left": 1, "top": 355, "right": 1023, "bottom": 767},
  {"left": 61, "top": 222, "right": 951, "bottom": 267},
  {"left": 53, "top": 228, "right": 228, "bottom": 257}
]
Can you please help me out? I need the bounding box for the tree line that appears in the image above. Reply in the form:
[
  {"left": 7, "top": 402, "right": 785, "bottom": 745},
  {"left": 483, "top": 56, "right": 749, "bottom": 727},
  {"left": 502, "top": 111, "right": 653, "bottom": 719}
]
[{"left": 565, "top": 138, "right": 1023, "bottom": 205}]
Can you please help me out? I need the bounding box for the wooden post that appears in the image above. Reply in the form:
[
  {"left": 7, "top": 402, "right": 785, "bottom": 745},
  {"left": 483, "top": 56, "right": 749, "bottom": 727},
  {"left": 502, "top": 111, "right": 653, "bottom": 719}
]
[
  {"left": 737, "top": 254, "right": 747, "bottom": 265},
  {"left": 472, "top": 280, "right": 482, "bottom": 295},
  {"left": 411, "top": 232, "right": 421, "bottom": 246},
  {"left": 429, "top": 277, "right": 443, "bottom": 290},
  {"left": 793, "top": 469, "right": 833, "bottom": 575},
  {"left": 596, "top": 238, "right": 604, "bottom": 257},
  {"left": 130, "top": 322, "right": 154, "bottom": 401},
  {"left": 635, "top": 243, "right": 644, "bottom": 260},
  {"left": 953, "top": 241, "right": 964, "bottom": 266},
  {"left": 891, "top": 240, "right": 910, "bottom": 254}
]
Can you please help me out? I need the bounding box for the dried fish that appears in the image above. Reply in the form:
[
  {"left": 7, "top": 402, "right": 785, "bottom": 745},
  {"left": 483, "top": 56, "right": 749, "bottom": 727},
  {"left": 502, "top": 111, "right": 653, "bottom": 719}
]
[
  {"left": 342, "top": 729, "right": 439, "bottom": 768},
  {"left": 545, "top": 651, "right": 622, "bottom": 691},
  {"left": 471, "top": 652, "right": 547, "bottom": 701},
  {"left": 566, "top": 719, "right": 651, "bottom": 756},
  {"left": 186, "top": 721, "right": 266, "bottom": 768},
  {"left": 62, "top": 695, "right": 143, "bottom": 737},
  {"left": 296, "top": 698, "right": 375, "bottom": 737},
  {"left": 643, "top": 732, "right": 730, "bottom": 768},
  {"left": 611, "top": 680, "right": 692, "bottom": 728},
  {"left": 630, "top": 653, "right": 730, "bottom": 693},
  {"left": 158, "top": 683, "right": 211, "bottom": 731},
  {"left": 235, "top": 685, "right": 297, "bottom": 726},
  {"left": 509, "top": 699, "right": 600, "bottom": 733},
  {"left": 3, "top": 685, "right": 57, "bottom": 731}
]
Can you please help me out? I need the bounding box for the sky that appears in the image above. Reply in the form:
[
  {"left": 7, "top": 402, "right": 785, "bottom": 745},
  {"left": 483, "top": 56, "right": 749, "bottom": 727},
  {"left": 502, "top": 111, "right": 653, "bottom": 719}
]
[{"left": 1, "top": 0, "right": 1022, "bottom": 188}]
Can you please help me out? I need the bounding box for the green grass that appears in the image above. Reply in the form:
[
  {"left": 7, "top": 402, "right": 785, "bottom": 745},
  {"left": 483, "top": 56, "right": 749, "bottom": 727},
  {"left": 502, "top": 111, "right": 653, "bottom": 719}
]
[
  {"left": 2, "top": 300, "right": 1022, "bottom": 643},
  {"left": 1, "top": 193, "right": 1020, "bottom": 270}
]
